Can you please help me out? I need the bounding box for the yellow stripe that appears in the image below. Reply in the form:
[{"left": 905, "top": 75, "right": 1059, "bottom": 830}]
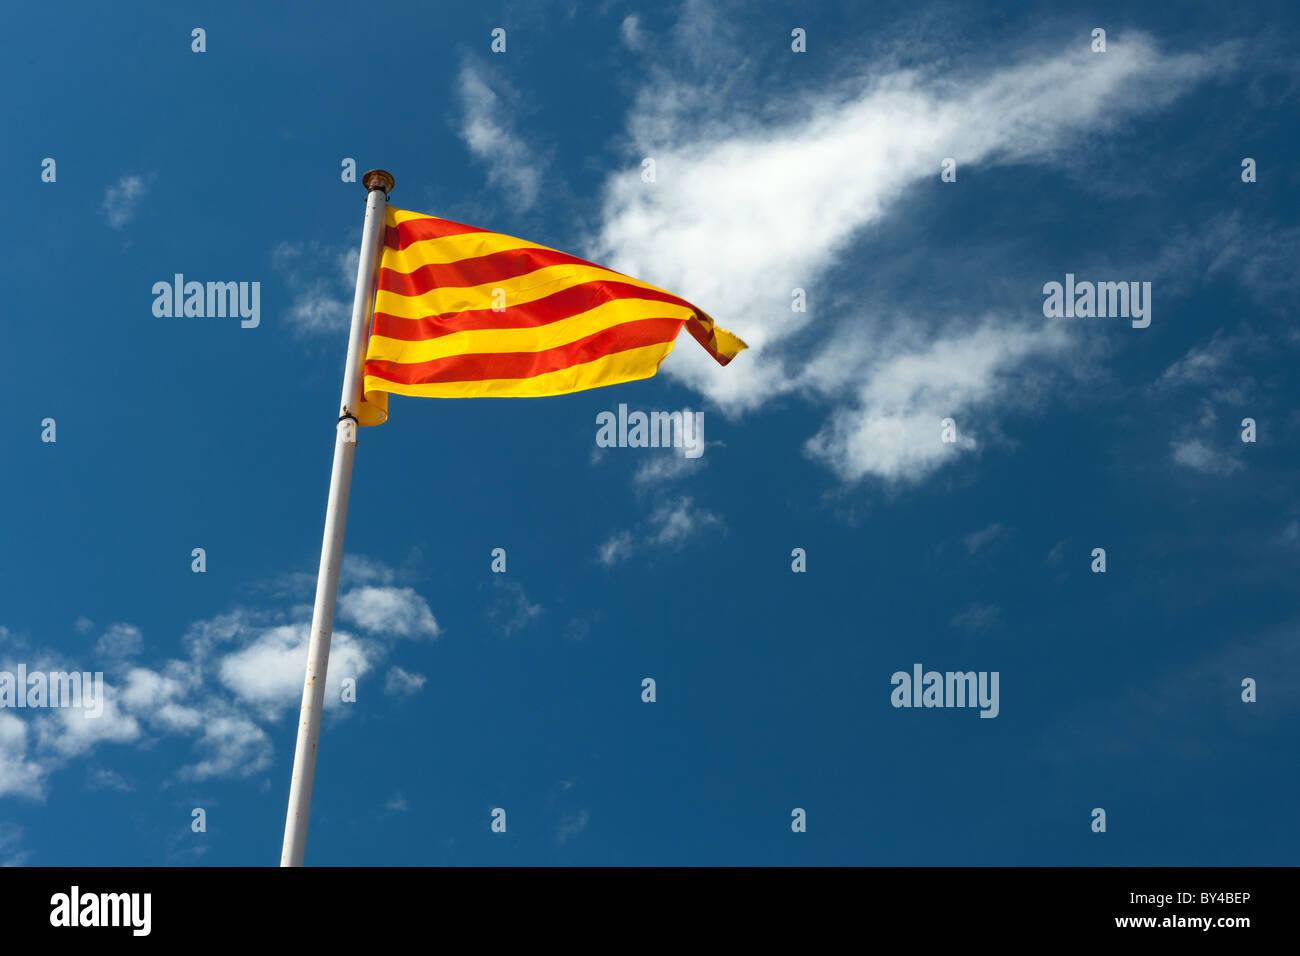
[
  {"left": 706, "top": 323, "right": 749, "bottom": 361},
  {"left": 357, "top": 391, "right": 388, "bottom": 427},
  {"left": 363, "top": 341, "right": 677, "bottom": 399},
  {"left": 374, "top": 264, "right": 668, "bottom": 319},
  {"left": 388, "top": 207, "right": 433, "bottom": 226},
  {"left": 366, "top": 298, "right": 694, "bottom": 365},
  {"left": 385, "top": 206, "right": 564, "bottom": 267},
  {"left": 382, "top": 231, "right": 556, "bottom": 269}
]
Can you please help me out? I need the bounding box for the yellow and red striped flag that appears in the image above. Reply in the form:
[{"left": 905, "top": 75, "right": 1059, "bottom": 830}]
[{"left": 356, "top": 206, "right": 746, "bottom": 425}]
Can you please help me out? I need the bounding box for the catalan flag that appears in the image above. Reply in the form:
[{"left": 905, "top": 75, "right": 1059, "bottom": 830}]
[
  {"left": 283, "top": 174, "right": 744, "bottom": 865},
  {"left": 356, "top": 206, "right": 747, "bottom": 425}
]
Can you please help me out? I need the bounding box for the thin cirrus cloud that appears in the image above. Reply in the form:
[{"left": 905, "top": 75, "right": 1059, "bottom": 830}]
[
  {"left": 457, "top": 59, "right": 545, "bottom": 212},
  {"left": 587, "top": 25, "right": 1236, "bottom": 484},
  {"left": 1170, "top": 439, "right": 1244, "bottom": 476},
  {"left": 270, "top": 239, "right": 359, "bottom": 336},
  {"left": 384, "top": 666, "right": 427, "bottom": 697},
  {"left": 1152, "top": 329, "right": 1270, "bottom": 476},
  {"left": 598, "top": 495, "right": 722, "bottom": 566}
]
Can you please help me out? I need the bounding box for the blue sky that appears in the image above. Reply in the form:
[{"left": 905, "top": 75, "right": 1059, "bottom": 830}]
[{"left": 2, "top": 0, "right": 1298, "bottom": 865}]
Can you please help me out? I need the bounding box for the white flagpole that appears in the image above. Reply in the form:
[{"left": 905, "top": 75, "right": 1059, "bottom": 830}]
[{"left": 280, "top": 169, "right": 394, "bottom": 867}]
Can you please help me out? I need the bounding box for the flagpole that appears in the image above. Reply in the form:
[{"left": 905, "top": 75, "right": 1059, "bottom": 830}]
[{"left": 280, "top": 169, "right": 394, "bottom": 867}]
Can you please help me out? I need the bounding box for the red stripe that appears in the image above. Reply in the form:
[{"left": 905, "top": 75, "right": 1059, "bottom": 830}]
[
  {"left": 684, "top": 315, "right": 733, "bottom": 366},
  {"left": 384, "top": 216, "right": 490, "bottom": 250},
  {"left": 379, "top": 246, "right": 642, "bottom": 296},
  {"left": 364, "top": 317, "right": 683, "bottom": 385},
  {"left": 371, "top": 280, "right": 696, "bottom": 341}
]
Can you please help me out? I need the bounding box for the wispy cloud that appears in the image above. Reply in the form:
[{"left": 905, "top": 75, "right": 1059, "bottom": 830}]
[
  {"left": 589, "top": 26, "right": 1234, "bottom": 485},
  {"left": 0, "top": 714, "right": 44, "bottom": 799},
  {"left": 964, "top": 523, "right": 1009, "bottom": 555},
  {"left": 270, "top": 240, "right": 358, "bottom": 336},
  {"left": 632, "top": 452, "right": 704, "bottom": 486},
  {"left": 950, "top": 602, "right": 1002, "bottom": 633},
  {"left": 384, "top": 666, "right": 426, "bottom": 697},
  {"left": 84, "top": 767, "right": 133, "bottom": 793},
  {"left": 1152, "top": 328, "right": 1276, "bottom": 476},
  {"left": 1170, "top": 438, "right": 1244, "bottom": 476},
  {"left": 384, "top": 793, "right": 409, "bottom": 813},
  {"left": 486, "top": 579, "right": 543, "bottom": 636},
  {"left": 597, "top": 530, "right": 636, "bottom": 567},
  {"left": 598, "top": 495, "right": 722, "bottom": 565},
  {"left": 619, "top": 15, "right": 644, "bottom": 51},
  {"left": 457, "top": 60, "right": 545, "bottom": 211},
  {"left": 102, "top": 173, "right": 154, "bottom": 229},
  {"left": 95, "top": 623, "right": 143, "bottom": 661},
  {"left": 0, "top": 823, "right": 30, "bottom": 867},
  {"left": 555, "top": 808, "right": 590, "bottom": 846},
  {"left": 1039, "top": 620, "right": 1300, "bottom": 772}
]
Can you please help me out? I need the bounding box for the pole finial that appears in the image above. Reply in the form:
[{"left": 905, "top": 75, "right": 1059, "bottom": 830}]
[{"left": 362, "top": 169, "right": 395, "bottom": 194}]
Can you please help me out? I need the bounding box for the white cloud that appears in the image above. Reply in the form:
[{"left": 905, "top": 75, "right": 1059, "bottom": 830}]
[
  {"left": 218, "top": 624, "right": 374, "bottom": 716},
  {"left": 339, "top": 586, "right": 440, "bottom": 639},
  {"left": 556, "top": 808, "right": 590, "bottom": 846},
  {"left": 119, "top": 666, "right": 183, "bottom": 711},
  {"left": 458, "top": 61, "right": 544, "bottom": 210},
  {"left": 1148, "top": 212, "right": 1300, "bottom": 316},
  {"left": 384, "top": 666, "right": 426, "bottom": 697},
  {"left": 589, "top": 28, "right": 1232, "bottom": 484},
  {"left": 120, "top": 667, "right": 204, "bottom": 733},
  {"left": 35, "top": 690, "right": 141, "bottom": 757},
  {"left": 620, "top": 15, "right": 644, "bottom": 51},
  {"left": 648, "top": 496, "right": 721, "bottom": 546},
  {"left": 385, "top": 793, "right": 408, "bottom": 812},
  {"left": 805, "top": 322, "right": 1066, "bottom": 482},
  {"left": 964, "top": 523, "right": 1008, "bottom": 555},
  {"left": 103, "top": 173, "right": 153, "bottom": 229},
  {"left": 0, "top": 713, "right": 45, "bottom": 799},
  {"left": 343, "top": 555, "right": 398, "bottom": 587},
  {"left": 633, "top": 452, "right": 702, "bottom": 486},
  {"left": 270, "top": 240, "right": 358, "bottom": 336},
  {"left": 85, "top": 767, "right": 132, "bottom": 792},
  {"left": 950, "top": 602, "right": 1002, "bottom": 633},
  {"left": 1159, "top": 336, "right": 1235, "bottom": 389},
  {"left": 1171, "top": 439, "right": 1243, "bottom": 476},
  {"left": 0, "top": 559, "right": 442, "bottom": 798},
  {"left": 184, "top": 714, "right": 272, "bottom": 780},
  {"left": 1153, "top": 329, "right": 1277, "bottom": 477},
  {"left": 96, "top": 623, "right": 143, "bottom": 660},
  {"left": 597, "top": 530, "right": 636, "bottom": 567},
  {"left": 0, "top": 822, "right": 30, "bottom": 866},
  {"left": 487, "top": 580, "right": 543, "bottom": 636},
  {"left": 599, "top": 495, "right": 722, "bottom": 565}
]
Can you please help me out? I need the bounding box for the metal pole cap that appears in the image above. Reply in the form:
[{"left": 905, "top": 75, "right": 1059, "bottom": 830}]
[{"left": 362, "top": 169, "right": 395, "bottom": 193}]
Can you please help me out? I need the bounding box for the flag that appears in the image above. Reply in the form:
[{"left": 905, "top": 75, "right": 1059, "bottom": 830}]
[{"left": 356, "top": 206, "right": 746, "bottom": 425}]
